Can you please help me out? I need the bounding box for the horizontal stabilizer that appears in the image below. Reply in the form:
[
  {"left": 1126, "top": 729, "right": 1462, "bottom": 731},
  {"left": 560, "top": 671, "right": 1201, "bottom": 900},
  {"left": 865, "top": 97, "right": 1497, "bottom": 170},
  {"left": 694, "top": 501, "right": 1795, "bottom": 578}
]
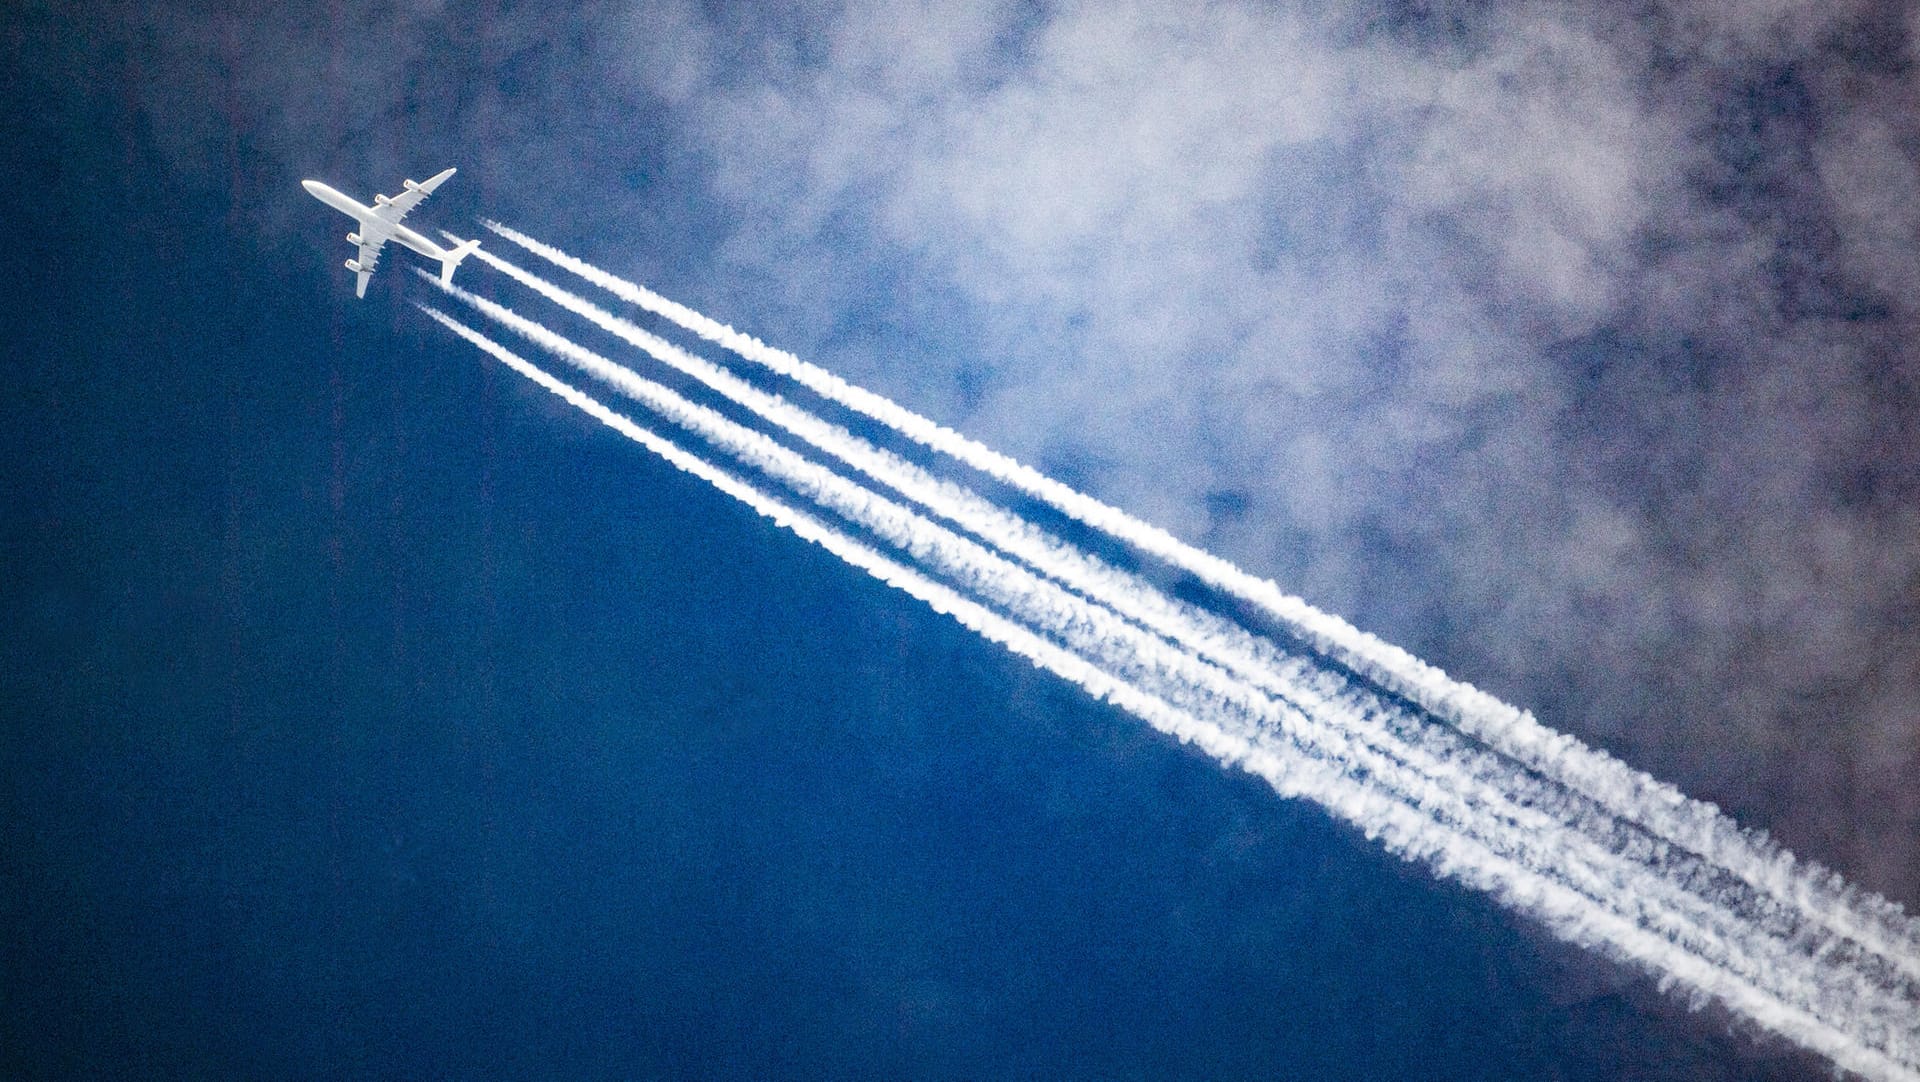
[{"left": 440, "top": 236, "right": 481, "bottom": 286}]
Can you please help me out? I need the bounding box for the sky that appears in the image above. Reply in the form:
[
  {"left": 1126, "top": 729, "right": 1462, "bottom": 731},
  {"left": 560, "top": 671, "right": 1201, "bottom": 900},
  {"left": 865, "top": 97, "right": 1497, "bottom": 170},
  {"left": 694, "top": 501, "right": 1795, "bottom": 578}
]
[{"left": 3, "top": 0, "right": 1917, "bottom": 1078}]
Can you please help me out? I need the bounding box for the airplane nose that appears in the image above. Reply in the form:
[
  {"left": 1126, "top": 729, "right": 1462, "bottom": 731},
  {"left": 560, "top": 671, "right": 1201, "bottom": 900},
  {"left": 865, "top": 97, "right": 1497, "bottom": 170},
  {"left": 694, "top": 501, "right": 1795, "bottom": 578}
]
[{"left": 301, "top": 179, "right": 323, "bottom": 196}]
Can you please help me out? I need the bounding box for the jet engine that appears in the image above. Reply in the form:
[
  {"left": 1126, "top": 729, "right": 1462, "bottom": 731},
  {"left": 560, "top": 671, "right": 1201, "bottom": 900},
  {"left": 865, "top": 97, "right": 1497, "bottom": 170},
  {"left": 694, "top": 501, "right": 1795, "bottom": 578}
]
[
  {"left": 345, "top": 259, "right": 363, "bottom": 272},
  {"left": 374, "top": 193, "right": 391, "bottom": 206},
  {"left": 346, "top": 232, "right": 361, "bottom": 245},
  {"left": 403, "top": 179, "right": 420, "bottom": 191}
]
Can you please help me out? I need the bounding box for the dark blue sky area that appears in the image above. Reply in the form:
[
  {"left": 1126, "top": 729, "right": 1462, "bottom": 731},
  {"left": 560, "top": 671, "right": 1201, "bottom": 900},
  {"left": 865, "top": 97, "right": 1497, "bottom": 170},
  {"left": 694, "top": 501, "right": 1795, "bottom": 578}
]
[{"left": 4, "top": 2, "right": 1909, "bottom": 1078}]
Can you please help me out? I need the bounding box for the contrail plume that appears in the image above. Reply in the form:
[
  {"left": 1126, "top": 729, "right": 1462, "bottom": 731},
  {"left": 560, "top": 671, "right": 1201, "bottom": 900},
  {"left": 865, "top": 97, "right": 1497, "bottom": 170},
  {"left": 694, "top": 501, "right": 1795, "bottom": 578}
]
[
  {"left": 448, "top": 245, "right": 1920, "bottom": 1035},
  {"left": 419, "top": 304, "right": 1917, "bottom": 1082},
  {"left": 480, "top": 219, "right": 1920, "bottom": 984},
  {"left": 421, "top": 278, "right": 1915, "bottom": 1075}
]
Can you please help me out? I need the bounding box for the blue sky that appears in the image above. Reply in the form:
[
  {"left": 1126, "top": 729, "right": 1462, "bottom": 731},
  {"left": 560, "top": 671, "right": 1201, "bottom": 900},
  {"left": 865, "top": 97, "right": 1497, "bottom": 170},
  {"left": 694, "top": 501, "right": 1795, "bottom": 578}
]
[{"left": 3, "top": 1, "right": 1916, "bottom": 1077}]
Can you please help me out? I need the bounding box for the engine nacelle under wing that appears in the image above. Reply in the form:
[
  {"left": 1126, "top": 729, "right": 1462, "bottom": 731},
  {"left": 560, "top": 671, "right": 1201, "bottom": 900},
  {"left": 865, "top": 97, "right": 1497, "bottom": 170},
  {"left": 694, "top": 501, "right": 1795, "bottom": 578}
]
[
  {"left": 345, "top": 259, "right": 363, "bottom": 273},
  {"left": 346, "top": 232, "right": 361, "bottom": 245},
  {"left": 374, "top": 193, "right": 391, "bottom": 206},
  {"left": 403, "top": 179, "right": 420, "bottom": 191}
]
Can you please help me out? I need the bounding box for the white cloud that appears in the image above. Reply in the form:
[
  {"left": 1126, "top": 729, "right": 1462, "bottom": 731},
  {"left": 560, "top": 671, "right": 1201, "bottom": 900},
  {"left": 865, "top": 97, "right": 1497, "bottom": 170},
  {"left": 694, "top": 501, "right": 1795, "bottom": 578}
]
[
  {"left": 1819, "top": 114, "right": 1920, "bottom": 314},
  {"left": 625, "top": 0, "right": 1920, "bottom": 900}
]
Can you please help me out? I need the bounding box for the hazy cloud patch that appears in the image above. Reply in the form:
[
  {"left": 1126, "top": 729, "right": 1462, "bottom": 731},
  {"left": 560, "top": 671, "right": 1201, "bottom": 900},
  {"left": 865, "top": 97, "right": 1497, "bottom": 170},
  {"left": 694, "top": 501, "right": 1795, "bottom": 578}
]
[{"left": 624, "top": 0, "right": 1920, "bottom": 900}]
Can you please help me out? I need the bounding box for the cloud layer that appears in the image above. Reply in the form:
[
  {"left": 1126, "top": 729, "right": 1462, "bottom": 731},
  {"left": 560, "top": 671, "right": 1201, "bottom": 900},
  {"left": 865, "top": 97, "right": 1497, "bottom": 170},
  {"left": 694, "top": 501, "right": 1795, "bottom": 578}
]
[{"left": 601, "top": 0, "right": 1920, "bottom": 903}]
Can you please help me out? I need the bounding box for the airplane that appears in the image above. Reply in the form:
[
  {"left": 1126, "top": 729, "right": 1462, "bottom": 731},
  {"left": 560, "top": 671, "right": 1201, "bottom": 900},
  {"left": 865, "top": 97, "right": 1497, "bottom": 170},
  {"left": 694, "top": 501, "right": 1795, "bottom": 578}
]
[{"left": 301, "top": 167, "right": 479, "bottom": 298}]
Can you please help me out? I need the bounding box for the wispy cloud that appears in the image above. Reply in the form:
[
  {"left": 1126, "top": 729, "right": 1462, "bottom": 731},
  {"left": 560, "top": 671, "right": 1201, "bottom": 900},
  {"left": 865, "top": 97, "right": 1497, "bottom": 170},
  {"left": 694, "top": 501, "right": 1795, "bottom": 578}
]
[{"left": 586, "top": 0, "right": 1920, "bottom": 902}]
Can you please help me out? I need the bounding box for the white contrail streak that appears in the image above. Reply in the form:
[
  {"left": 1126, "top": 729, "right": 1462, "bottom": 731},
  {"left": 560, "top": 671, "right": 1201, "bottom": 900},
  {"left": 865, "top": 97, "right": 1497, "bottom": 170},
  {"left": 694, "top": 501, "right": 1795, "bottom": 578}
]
[
  {"left": 421, "top": 281, "right": 1913, "bottom": 1077},
  {"left": 481, "top": 219, "right": 1920, "bottom": 984},
  {"left": 419, "top": 305, "right": 1916, "bottom": 1082},
  {"left": 455, "top": 242, "right": 1920, "bottom": 1035},
  {"left": 464, "top": 244, "right": 1920, "bottom": 1035}
]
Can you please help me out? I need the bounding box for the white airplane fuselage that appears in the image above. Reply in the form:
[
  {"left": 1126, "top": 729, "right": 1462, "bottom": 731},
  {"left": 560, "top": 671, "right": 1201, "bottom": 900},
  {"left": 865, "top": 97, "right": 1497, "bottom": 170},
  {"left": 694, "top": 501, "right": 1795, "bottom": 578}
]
[
  {"left": 302, "top": 168, "right": 477, "bottom": 297},
  {"left": 302, "top": 180, "right": 452, "bottom": 261}
]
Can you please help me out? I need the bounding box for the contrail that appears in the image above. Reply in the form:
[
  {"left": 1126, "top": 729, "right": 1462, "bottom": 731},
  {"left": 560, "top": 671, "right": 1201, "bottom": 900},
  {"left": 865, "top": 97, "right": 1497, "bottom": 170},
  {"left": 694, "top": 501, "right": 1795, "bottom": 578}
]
[
  {"left": 453, "top": 242, "right": 1920, "bottom": 1034},
  {"left": 481, "top": 219, "right": 1920, "bottom": 984},
  {"left": 420, "top": 306, "right": 1920, "bottom": 1082},
  {"left": 420, "top": 282, "right": 1914, "bottom": 1077}
]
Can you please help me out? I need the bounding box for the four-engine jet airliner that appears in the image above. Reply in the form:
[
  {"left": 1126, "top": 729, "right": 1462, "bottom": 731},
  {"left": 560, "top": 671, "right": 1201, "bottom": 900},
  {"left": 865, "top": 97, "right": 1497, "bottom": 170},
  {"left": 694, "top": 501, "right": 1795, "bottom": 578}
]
[{"left": 302, "top": 167, "right": 479, "bottom": 298}]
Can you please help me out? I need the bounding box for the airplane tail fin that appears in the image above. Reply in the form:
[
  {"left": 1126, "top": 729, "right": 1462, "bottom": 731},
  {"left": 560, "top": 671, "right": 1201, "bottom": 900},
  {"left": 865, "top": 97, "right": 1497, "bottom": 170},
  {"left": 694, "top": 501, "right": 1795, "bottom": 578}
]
[{"left": 440, "top": 237, "right": 481, "bottom": 286}]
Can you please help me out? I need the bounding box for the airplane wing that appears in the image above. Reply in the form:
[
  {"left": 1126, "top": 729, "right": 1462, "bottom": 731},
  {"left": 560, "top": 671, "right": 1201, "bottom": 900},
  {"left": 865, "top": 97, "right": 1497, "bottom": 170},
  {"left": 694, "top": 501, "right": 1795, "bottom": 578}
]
[
  {"left": 371, "top": 166, "right": 457, "bottom": 228},
  {"left": 353, "top": 235, "right": 387, "bottom": 298}
]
